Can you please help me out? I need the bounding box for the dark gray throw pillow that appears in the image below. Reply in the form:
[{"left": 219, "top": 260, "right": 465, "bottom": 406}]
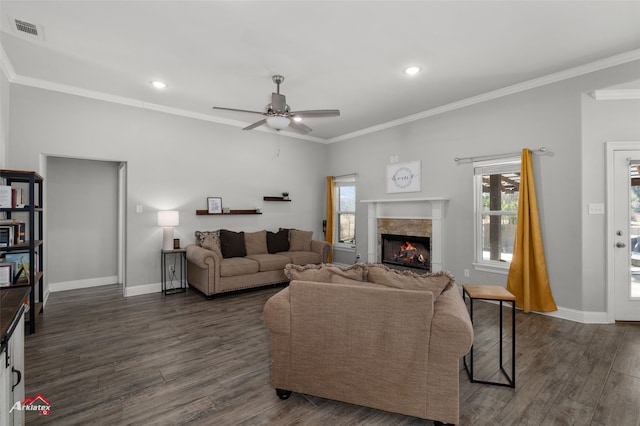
[
  {"left": 267, "top": 229, "right": 290, "bottom": 253},
  {"left": 219, "top": 229, "right": 246, "bottom": 258}
]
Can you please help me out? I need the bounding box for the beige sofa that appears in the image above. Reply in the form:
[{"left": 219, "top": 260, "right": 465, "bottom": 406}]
[
  {"left": 263, "top": 264, "right": 473, "bottom": 424},
  {"left": 186, "top": 229, "right": 331, "bottom": 297}
]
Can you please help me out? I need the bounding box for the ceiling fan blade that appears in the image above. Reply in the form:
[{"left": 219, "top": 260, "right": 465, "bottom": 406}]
[
  {"left": 213, "top": 106, "right": 265, "bottom": 115},
  {"left": 290, "top": 109, "right": 340, "bottom": 118},
  {"left": 288, "top": 120, "right": 312, "bottom": 134},
  {"left": 243, "top": 119, "right": 267, "bottom": 130},
  {"left": 271, "top": 93, "right": 287, "bottom": 113}
]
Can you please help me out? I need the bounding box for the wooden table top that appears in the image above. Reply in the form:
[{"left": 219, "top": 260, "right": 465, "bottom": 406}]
[
  {"left": 1, "top": 286, "right": 30, "bottom": 346},
  {"left": 463, "top": 284, "right": 516, "bottom": 301}
]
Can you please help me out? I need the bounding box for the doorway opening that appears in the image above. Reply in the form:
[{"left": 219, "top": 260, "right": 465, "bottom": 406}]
[{"left": 43, "top": 155, "right": 126, "bottom": 300}]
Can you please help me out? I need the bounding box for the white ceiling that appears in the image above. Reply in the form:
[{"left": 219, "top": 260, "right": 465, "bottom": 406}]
[{"left": 1, "top": 1, "right": 640, "bottom": 142}]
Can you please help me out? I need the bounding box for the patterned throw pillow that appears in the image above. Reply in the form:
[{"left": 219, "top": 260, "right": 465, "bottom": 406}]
[{"left": 195, "top": 230, "right": 220, "bottom": 248}]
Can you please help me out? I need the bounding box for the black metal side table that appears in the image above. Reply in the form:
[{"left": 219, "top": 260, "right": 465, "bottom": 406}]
[
  {"left": 161, "top": 248, "right": 187, "bottom": 295},
  {"left": 462, "top": 284, "right": 516, "bottom": 388}
]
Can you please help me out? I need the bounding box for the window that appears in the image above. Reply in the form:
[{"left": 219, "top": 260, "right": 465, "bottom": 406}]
[
  {"left": 473, "top": 158, "right": 520, "bottom": 273},
  {"left": 334, "top": 176, "right": 356, "bottom": 248}
]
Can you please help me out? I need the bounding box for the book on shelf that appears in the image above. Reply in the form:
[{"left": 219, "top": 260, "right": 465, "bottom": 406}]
[
  {"left": 0, "top": 185, "right": 11, "bottom": 208},
  {"left": 0, "top": 226, "right": 12, "bottom": 247},
  {"left": 0, "top": 185, "right": 25, "bottom": 208},
  {"left": 0, "top": 222, "right": 26, "bottom": 246}
]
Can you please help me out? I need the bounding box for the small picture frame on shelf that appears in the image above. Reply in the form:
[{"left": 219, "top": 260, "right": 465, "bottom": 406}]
[{"left": 207, "top": 197, "right": 222, "bottom": 214}]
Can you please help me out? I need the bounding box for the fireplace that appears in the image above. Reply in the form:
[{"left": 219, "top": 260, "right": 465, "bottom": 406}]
[
  {"left": 363, "top": 198, "right": 447, "bottom": 272},
  {"left": 381, "top": 233, "right": 431, "bottom": 271}
]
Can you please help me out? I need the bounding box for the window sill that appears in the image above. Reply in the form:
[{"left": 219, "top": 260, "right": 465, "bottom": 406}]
[
  {"left": 472, "top": 262, "right": 510, "bottom": 275},
  {"left": 334, "top": 244, "right": 356, "bottom": 252}
]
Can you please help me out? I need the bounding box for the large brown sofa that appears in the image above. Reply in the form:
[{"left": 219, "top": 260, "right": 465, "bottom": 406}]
[
  {"left": 186, "top": 229, "right": 331, "bottom": 297},
  {"left": 263, "top": 263, "right": 473, "bottom": 424}
]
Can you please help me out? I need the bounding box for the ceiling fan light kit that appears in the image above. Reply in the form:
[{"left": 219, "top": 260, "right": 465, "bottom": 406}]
[
  {"left": 213, "top": 75, "right": 340, "bottom": 134},
  {"left": 266, "top": 115, "right": 291, "bottom": 130}
]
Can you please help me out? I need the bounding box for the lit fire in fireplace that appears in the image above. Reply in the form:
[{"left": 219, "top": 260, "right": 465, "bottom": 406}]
[
  {"left": 381, "top": 233, "right": 430, "bottom": 271},
  {"left": 394, "top": 241, "right": 428, "bottom": 267}
]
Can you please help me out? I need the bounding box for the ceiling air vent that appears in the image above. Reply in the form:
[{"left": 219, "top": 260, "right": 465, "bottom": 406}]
[
  {"left": 12, "top": 18, "right": 45, "bottom": 41},
  {"left": 15, "top": 19, "right": 38, "bottom": 36}
]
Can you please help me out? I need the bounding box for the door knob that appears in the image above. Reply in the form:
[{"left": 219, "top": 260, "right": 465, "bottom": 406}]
[{"left": 616, "top": 242, "right": 626, "bottom": 248}]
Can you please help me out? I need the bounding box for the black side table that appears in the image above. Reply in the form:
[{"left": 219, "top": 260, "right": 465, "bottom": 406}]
[
  {"left": 462, "top": 284, "right": 516, "bottom": 388},
  {"left": 161, "top": 248, "right": 187, "bottom": 295}
]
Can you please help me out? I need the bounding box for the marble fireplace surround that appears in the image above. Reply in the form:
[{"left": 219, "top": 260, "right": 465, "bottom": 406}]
[{"left": 361, "top": 198, "right": 448, "bottom": 272}]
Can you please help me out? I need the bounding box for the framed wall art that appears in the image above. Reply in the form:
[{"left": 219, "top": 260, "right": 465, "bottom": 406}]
[
  {"left": 386, "top": 160, "right": 421, "bottom": 193},
  {"left": 207, "top": 197, "right": 223, "bottom": 214}
]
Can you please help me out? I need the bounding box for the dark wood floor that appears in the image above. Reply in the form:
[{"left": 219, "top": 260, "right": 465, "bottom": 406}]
[{"left": 22, "top": 284, "right": 640, "bottom": 425}]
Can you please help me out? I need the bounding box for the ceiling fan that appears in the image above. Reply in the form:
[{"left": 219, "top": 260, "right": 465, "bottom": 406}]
[{"left": 213, "top": 75, "right": 340, "bottom": 134}]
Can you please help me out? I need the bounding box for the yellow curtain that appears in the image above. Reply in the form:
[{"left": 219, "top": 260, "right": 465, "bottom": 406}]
[
  {"left": 506, "top": 149, "right": 557, "bottom": 313},
  {"left": 325, "top": 176, "right": 335, "bottom": 263}
]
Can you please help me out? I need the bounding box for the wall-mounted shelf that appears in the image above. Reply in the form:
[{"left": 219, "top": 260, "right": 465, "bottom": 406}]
[
  {"left": 196, "top": 209, "right": 262, "bottom": 215},
  {"left": 263, "top": 196, "right": 291, "bottom": 202}
]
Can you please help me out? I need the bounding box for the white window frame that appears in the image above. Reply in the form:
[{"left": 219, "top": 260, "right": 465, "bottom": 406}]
[
  {"left": 472, "top": 157, "right": 521, "bottom": 274},
  {"left": 334, "top": 175, "right": 356, "bottom": 252}
]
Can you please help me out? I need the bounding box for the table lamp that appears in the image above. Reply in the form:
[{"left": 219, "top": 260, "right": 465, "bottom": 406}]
[{"left": 157, "top": 210, "right": 179, "bottom": 250}]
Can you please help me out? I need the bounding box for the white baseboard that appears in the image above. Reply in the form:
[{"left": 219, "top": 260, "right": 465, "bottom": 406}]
[
  {"left": 49, "top": 277, "right": 164, "bottom": 297},
  {"left": 124, "top": 282, "right": 162, "bottom": 297},
  {"left": 479, "top": 299, "right": 611, "bottom": 324},
  {"left": 49, "top": 275, "right": 119, "bottom": 292},
  {"left": 537, "top": 306, "right": 610, "bottom": 324}
]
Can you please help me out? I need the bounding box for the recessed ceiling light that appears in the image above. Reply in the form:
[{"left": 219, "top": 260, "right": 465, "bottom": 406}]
[
  {"left": 404, "top": 66, "right": 421, "bottom": 76},
  {"left": 151, "top": 81, "right": 167, "bottom": 89},
  {"left": 293, "top": 117, "right": 303, "bottom": 122}
]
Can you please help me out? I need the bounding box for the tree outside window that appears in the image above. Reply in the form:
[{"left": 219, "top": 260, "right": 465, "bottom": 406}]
[
  {"left": 336, "top": 182, "right": 356, "bottom": 245},
  {"left": 474, "top": 159, "right": 520, "bottom": 271}
]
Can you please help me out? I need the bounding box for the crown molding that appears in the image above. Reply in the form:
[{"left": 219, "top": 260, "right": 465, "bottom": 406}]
[
  {"left": 0, "top": 43, "right": 16, "bottom": 81},
  {"left": 590, "top": 89, "right": 640, "bottom": 100},
  {"left": 2, "top": 37, "right": 639, "bottom": 145},
  {"left": 8, "top": 73, "right": 326, "bottom": 143},
  {"left": 329, "top": 48, "right": 640, "bottom": 143}
]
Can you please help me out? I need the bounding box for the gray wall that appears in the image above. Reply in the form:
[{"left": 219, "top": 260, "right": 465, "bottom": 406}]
[
  {"left": 46, "top": 156, "right": 119, "bottom": 284},
  {"left": 5, "top": 59, "right": 640, "bottom": 317},
  {"left": 0, "top": 70, "right": 8, "bottom": 168},
  {"left": 8, "top": 84, "right": 327, "bottom": 294},
  {"left": 327, "top": 60, "right": 640, "bottom": 314}
]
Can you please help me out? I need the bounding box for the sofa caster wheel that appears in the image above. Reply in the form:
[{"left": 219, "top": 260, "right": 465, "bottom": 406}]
[{"left": 276, "top": 389, "right": 292, "bottom": 400}]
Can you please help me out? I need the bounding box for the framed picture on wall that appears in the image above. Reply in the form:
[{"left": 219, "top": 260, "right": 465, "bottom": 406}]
[
  {"left": 207, "top": 197, "right": 223, "bottom": 214},
  {"left": 387, "top": 160, "right": 421, "bottom": 193}
]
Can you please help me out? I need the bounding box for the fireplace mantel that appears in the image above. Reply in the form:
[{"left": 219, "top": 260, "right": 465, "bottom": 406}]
[
  {"left": 361, "top": 198, "right": 449, "bottom": 272},
  {"left": 360, "top": 197, "right": 448, "bottom": 204}
]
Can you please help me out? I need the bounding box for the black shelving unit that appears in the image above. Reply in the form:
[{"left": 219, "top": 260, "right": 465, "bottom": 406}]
[{"left": 1, "top": 169, "right": 44, "bottom": 334}]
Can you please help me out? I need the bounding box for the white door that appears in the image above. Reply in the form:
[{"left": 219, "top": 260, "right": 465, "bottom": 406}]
[{"left": 611, "top": 149, "right": 640, "bottom": 321}]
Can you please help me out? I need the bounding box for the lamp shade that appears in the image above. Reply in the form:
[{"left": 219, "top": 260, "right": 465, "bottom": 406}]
[
  {"left": 158, "top": 211, "right": 179, "bottom": 251},
  {"left": 157, "top": 210, "right": 179, "bottom": 227},
  {"left": 266, "top": 115, "right": 291, "bottom": 130}
]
